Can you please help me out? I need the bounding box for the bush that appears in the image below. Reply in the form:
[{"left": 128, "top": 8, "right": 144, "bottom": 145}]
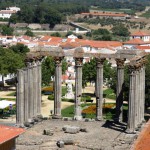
[
  {"left": 81, "top": 95, "right": 91, "bottom": 102},
  {"left": 48, "top": 94, "right": 54, "bottom": 100},
  {"left": 62, "top": 86, "right": 67, "bottom": 96},
  {"left": 61, "top": 98, "right": 74, "bottom": 103}
]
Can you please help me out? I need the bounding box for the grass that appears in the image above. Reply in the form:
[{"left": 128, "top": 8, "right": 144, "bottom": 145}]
[
  {"left": 0, "top": 98, "right": 16, "bottom": 101},
  {"left": 103, "top": 88, "right": 116, "bottom": 100},
  {"left": 6, "top": 92, "right": 16, "bottom": 96},
  {"left": 140, "top": 10, "right": 150, "bottom": 18},
  {"left": 62, "top": 103, "right": 128, "bottom": 121}
]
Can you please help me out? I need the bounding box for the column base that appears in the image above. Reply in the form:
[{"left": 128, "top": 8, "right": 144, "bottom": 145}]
[
  {"left": 74, "top": 115, "right": 82, "bottom": 121},
  {"left": 52, "top": 115, "right": 62, "bottom": 119},
  {"left": 125, "top": 128, "right": 136, "bottom": 134},
  {"left": 95, "top": 117, "right": 103, "bottom": 121},
  {"left": 15, "top": 123, "right": 25, "bottom": 128}
]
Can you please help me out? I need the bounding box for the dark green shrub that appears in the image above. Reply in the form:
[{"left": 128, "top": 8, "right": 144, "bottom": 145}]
[{"left": 48, "top": 94, "right": 54, "bottom": 100}]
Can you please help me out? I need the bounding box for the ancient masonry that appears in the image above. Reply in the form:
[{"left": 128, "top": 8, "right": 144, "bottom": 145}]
[{"left": 16, "top": 47, "right": 146, "bottom": 133}]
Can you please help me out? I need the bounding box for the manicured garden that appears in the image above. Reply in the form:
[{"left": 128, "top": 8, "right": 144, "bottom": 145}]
[{"left": 61, "top": 103, "right": 128, "bottom": 121}]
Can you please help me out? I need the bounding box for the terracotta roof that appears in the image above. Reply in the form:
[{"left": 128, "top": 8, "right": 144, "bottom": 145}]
[
  {"left": 0, "top": 125, "right": 25, "bottom": 144},
  {"left": 131, "top": 120, "right": 150, "bottom": 150},
  {"left": 40, "top": 36, "right": 51, "bottom": 41},
  {"left": 21, "top": 35, "right": 31, "bottom": 41},
  {"left": 60, "top": 42, "right": 81, "bottom": 49},
  {"left": 62, "top": 74, "right": 68, "bottom": 80},
  {"left": 0, "top": 10, "right": 16, "bottom": 14},
  {"left": 81, "top": 12, "right": 128, "bottom": 17},
  {"left": 136, "top": 46, "right": 150, "bottom": 50},
  {"left": 131, "top": 31, "right": 150, "bottom": 36},
  {"left": 123, "top": 38, "right": 146, "bottom": 45}
]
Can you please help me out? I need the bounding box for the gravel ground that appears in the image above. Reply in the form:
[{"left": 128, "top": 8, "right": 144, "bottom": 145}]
[{"left": 16, "top": 119, "right": 137, "bottom": 150}]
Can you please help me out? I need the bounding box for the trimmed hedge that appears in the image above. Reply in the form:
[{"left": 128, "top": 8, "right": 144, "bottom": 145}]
[{"left": 48, "top": 95, "right": 54, "bottom": 100}]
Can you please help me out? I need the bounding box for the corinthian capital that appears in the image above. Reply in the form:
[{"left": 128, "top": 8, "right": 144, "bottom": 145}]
[
  {"left": 75, "top": 58, "right": 83, "bottom": 66},
  {"left": 54, "top": 56, "right": 63, "bottom": 66},
  {"left": 116, "top": 58, "right": 126, "bottom": 69}
]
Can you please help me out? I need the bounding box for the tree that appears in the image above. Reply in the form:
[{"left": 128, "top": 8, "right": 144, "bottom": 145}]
[
  {"left": 111, "top": 24, "right": 130, "bottom": 37},
  {"left": 82, "top": 58, "right": 114, "bottom": 87},
  {"left": 42, "top": 56, "right": 67, "bottom": 86},
  {"left": 145, "top": 55, "right": 150, "bottom": 109},
  {"left": 0, "top": 47, "right": 24, "bottom": 86},
  {"left": 10, "top": 43, "right": 30, "bottom": 55},
  {"left": 1, "top": 25, "right": 14, "bottom": 35},
  {"left": 51, "top": 32, "right": 61, "bottom": 37},
  {"left": 24, "top": 29, "right": 34, "bottom": 37}
]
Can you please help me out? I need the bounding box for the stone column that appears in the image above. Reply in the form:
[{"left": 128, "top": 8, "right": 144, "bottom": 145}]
[
  {"left": 142, "top": 65, "right": 145, "bottom": 122},
  {"left": 126, "top": 66, "right": 137, "bottom": 133},
  {"left": 16, "top": 69, "right": 24, "bottom": 127},
  {"left": 139, "top": 67, "right": 143, "bottom": 124},
  {"left": 96, "top": 58, "right": 105, "bottom": 121},
  {"left": 53, "top": 57, "right": 63, "bottom": 119},
  {"left": 74, "top": 57, "right": 83, "bottom": 120},
  {"left": 23, "top": 68, "right": 29, "bottom": 122},
  {"left": 37, "top": 60, "right": 42, "bottom": 115},
  {"left": 135, "top": 69, "right": 140, "bottom": 128},
  {"left": 115, "top": 58, "right": 125, "bottom": 122},
  {"left": 32, "top": 61, "right": 38, "bottom": 117},
  {"left": 27, "top": 61, "right": 34, "bottom": 119}
]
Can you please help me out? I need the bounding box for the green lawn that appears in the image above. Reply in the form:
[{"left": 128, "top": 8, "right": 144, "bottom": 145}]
[
  {"left": 140, "top": 11, "right": 150, "bottom": 18},
  {"left": 6, "top": 92, "right": 16, "bottom": 96},
  {"left": 0, "top": 98, "right": 16, "bottom": 101},
  {"left": 61, "top": 103, "right": 128, "bottom": 121}
]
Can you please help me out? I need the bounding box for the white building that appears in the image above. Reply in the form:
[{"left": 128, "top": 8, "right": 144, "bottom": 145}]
[
  {"left": 130, "top": 31, "right": 150, "bottom": 42},
  {"left": 6, "top": 6, "right": 20, "bottom": 12},
  {"left": 0, "top": 6, "right": 20, "bottom": 19}
]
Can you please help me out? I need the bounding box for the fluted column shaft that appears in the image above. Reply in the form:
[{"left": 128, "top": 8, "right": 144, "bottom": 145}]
[
  {"left": 96, "top": 58, "right": 105, "bottom": 121},
  {"left": 135, "top": 69, "right": 139, "bottom": 128},
  {"left": 115, "top": 59, "right": 125, "bottom": 122},
  {"left": 28, "top": 62, "right": 34, "bottom": 119},
  {"left": 33, "top": 61, "right": 38, "bottom": 117},
  {"left": 23, "top": 68, "right": 29, "bottom": 122},
  {"left": 127, "top": 67, "right": 137, "bottom": 133},
  {"left": 74, "top": 57, "right": 83, "bottom": 120},
  {"left": 142, "top": 66, "right": 145, "bottom": 122},
  {"left": 37, "top": 60, "right": 42, "bottom": 115},
  {"left": 53, "top": 57, "right": 63, "bottom": 118},
  {"left": 16, "top": 69, "right": 24, "bottom": 126}
]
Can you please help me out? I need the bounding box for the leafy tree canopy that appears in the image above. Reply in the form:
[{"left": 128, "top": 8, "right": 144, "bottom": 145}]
[
  {"left": 10, "top": 43, "right": 30, "bottom": 55},
  {"left": 82, "top": 58, "right": 114, "bottom": 87},
  {"left": 42, "top": 56, "right": 67, "bottom": 86},
  {"left": 24, "top": 29, "right": 34, "bottom": 37},
  {"left": 111, "top": 24, "right": 130, "bottom": 37},
  {"left": 1, "top": 25, "right": 14, "bottom": 36}
]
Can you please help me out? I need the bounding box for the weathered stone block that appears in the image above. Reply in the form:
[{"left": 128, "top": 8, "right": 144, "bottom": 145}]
[
  {"left": 80, "top": 128, "right": 88, "bottom": 132},
  {"left": 64, "top": 126, "right": 80, "bottom": 134},
  {"left": 57, "top": 140, "right": 64, "bottom": 148},
  {"left": 63, "top": 139, "right": 75, "bottom": 145},
  {"left": 43, "top": 129, "right": 54, "bottom": 136}
]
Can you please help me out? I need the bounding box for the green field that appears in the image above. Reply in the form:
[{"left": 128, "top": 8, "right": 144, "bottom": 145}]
[{"left": 140, "top": 10, "right": 150, "bottom": 18}]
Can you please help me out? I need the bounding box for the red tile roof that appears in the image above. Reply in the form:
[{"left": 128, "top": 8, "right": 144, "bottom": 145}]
[
  {"left": 131, "top": 120, "right": 150, "bottom": 150},
  {"left": 0, "top": 125, "right": 25, "bottom": 144},
  {"left": 123, "top": 38, "right": 146, "bottom": 45},
  {"left": 136, "top": 46, "right": 150, "bottom": 50},
  {"left": 131, "top": 31, "right": 150, "bottom": 36},
  {"left": 40, "top": 35, "right": 51, "bottom": 41}
]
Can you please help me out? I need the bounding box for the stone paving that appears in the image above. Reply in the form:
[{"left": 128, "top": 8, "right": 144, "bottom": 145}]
[{"left": 16, "top": 119, "right": 138, "bottom": 150}]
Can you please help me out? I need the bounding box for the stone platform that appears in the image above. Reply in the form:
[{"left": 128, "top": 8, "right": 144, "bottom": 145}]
[{"left": 16, "top": 120, "right": 138, "bottom": 150}]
